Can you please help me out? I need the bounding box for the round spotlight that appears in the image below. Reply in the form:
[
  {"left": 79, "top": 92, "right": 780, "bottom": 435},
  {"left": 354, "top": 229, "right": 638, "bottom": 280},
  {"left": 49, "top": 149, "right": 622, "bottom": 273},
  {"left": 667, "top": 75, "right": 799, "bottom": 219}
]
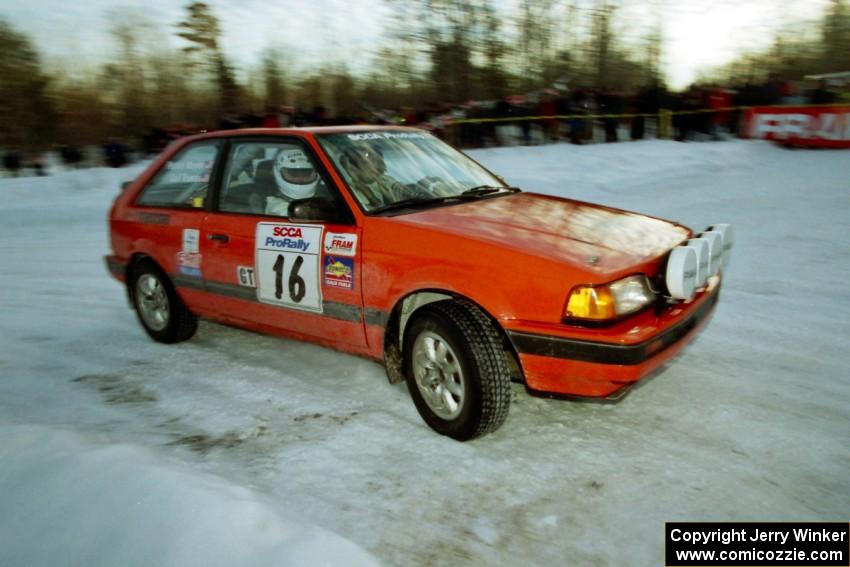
[
  {"left": 700, "top": 231, "right": 723, "bottom": 276},
  {"left": 665, "top": 246, "right": 697, "bottom": 300},
  {"left": 686, "top": 238, "right": 710, "bottom": 287},
  {"left": 707, "top": 223, "right": 734, "bottom": 268}
]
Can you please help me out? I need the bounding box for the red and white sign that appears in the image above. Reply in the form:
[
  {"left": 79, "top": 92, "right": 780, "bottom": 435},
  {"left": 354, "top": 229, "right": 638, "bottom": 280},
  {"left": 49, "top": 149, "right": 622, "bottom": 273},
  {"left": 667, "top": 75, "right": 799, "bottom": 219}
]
[
  {"left": 744, "top": 106, "right": 850, "bottom": 148},
  {"left": 323, "top": 232, "right": 357, "bottom": 257}
]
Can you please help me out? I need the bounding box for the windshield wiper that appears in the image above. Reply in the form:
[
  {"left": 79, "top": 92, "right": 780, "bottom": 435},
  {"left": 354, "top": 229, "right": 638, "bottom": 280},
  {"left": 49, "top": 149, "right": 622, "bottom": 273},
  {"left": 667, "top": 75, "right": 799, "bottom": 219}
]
[
  {"left": 461, "top": 185, "right": 521, "bottom": 197},
  {"left": 370, "top": 186, "right": 520, "bottom": 214},
  {"left": 370, "top": 196, "right": 461, "bottom": 214}
]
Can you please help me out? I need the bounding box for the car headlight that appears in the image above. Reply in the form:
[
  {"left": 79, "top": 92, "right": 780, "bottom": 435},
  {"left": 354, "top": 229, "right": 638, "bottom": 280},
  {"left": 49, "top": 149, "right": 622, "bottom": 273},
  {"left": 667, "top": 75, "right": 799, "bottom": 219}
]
[{"left": 565, "top": 275, "right": 655, "bottom": 322}]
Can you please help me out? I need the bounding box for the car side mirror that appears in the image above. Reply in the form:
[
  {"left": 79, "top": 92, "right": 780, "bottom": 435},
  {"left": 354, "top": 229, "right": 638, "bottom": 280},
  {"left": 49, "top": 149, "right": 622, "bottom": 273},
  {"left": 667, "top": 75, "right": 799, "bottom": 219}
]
[{"left": 289, "top": 197, "right": 346, "bottom": 224}]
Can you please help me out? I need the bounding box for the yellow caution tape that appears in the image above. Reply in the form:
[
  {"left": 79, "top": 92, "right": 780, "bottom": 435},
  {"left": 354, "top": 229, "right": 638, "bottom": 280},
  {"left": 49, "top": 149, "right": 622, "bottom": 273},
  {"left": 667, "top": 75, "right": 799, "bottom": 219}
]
[{"left": 450, "top": 104, "right": 849, "bottom": 125}]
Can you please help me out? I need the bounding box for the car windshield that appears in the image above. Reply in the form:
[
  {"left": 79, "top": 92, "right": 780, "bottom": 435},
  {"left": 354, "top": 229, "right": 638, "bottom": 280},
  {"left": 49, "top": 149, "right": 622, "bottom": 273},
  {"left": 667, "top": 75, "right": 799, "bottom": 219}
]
[{"left": 317, "top": 131, "right": 512, "bottom": 213}]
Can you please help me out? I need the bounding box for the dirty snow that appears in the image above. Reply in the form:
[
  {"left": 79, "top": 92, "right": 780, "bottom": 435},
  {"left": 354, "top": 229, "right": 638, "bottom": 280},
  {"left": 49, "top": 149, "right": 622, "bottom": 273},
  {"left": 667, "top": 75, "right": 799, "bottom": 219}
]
[{"left": 0, "top": 139, "right": 848, "bottom": 566}]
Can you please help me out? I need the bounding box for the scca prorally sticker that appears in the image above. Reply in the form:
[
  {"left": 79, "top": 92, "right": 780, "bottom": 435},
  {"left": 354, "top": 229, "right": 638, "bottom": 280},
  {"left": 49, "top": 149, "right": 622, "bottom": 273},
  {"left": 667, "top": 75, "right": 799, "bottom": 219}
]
[
  {"left": 177, "top": 251, "right": 202, "bottom": 278},
  {"left": 324, "top": 256, "right": 354, "bottom": 290},
  {"left": 255, "top": 223, "right": 323, "bottom": 312},
  {"left": 182, "top": 228, "right": 200, "bottom": 253},
  {"left": 236, "top": 266, "right": 255, "bottom": 287},
  {"left": 346, "top": 132, "right": 425, "bottom": 140},
  {"left": 323, "top": 232, "right": 357, "bottom": 257}
]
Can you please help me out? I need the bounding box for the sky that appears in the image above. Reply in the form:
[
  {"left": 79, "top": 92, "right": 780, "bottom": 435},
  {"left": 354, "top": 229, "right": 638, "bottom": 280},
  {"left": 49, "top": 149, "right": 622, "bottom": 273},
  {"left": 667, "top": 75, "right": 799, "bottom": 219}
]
[{"left": 1, "top": 0, "right": 834, "bottom": 90}]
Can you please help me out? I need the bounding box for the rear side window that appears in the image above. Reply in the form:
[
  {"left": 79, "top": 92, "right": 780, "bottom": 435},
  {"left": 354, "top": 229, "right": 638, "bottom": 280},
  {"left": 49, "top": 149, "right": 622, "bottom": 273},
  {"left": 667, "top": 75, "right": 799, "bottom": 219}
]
[{"left": 136, "top": 142, "right": 221, "bottom": 208}]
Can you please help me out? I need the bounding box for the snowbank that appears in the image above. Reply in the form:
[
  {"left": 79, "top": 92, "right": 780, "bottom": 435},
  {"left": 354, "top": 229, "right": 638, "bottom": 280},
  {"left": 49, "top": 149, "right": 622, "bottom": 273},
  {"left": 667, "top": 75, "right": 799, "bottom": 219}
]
[{"left": 0, "top": 425, "right": 379, "bottom": 567}]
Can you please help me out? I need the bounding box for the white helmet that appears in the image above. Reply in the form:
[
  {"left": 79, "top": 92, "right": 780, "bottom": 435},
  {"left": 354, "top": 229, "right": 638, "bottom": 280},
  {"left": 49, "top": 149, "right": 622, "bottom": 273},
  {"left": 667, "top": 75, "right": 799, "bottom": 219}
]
[{"left": 272, "top": 148, "right": 319, "bottom": 199}]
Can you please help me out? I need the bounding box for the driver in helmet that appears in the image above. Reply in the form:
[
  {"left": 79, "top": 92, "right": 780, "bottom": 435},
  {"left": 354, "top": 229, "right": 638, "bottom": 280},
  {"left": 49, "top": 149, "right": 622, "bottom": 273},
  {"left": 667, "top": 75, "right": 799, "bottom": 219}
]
[
  {"left": 342, "top": 145, "right": 406, "bottom": 208},
  {"left": 342, "top": 143, "right": 438, "bottom": 209},
  {"left": 266, "top": 147, "right": 321, "bottom": 216}
]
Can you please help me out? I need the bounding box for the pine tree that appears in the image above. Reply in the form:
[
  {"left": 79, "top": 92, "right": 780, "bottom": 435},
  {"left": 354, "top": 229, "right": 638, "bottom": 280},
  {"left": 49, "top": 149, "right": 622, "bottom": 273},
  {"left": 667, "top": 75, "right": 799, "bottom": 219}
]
[
  {"left": 176, "top": 2, "right": 239, "bottom": 116},
  {"left": 0, "top": 20, "right": 55, "bottom": 150},
  {"left": 821, "top": 0, "right": 850, "bottom": 71}
]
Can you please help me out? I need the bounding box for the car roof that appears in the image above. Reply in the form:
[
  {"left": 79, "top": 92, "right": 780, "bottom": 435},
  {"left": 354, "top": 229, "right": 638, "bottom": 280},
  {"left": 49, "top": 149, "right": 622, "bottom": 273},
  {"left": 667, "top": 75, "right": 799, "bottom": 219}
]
[{"left": 180, "top": 124, "right": 423, "bottom": 143}]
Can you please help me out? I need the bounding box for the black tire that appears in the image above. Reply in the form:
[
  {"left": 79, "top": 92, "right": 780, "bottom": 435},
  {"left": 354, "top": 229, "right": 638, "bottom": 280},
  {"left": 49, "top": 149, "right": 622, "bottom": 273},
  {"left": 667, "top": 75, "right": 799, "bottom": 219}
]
[
  {"left": 403, "top": 299, "right": 511, "bottom": 440},
  {"left": 129, "top": 260, "right": 198, "bottom": 344}
]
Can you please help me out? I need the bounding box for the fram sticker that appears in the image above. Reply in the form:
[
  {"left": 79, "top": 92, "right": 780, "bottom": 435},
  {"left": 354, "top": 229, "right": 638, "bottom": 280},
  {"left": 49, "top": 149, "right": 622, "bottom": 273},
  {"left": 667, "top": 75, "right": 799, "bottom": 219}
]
[
  {"left": 182, "top": 228, "right": 200, "bottom": 253},
  {"left": 324, "top": 256, "right": 354, "bottom": 290},
  {"left": 323, "top": 233, "right": 357, "bottom": 257}
]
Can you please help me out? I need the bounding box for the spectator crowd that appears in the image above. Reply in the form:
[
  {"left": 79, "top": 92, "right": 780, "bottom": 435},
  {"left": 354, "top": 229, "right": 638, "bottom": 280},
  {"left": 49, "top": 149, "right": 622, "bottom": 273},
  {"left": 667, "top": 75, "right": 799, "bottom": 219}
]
[{"left": 2, "top": 75, "right": 846, "bottom": 178}]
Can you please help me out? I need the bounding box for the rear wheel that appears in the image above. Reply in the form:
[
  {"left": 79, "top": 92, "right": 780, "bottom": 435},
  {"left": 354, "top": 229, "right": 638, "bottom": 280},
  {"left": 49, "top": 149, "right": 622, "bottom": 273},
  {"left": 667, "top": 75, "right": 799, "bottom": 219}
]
[
  {"left": 130, "top": 261, "right": 198, "bottom": 343},
  {"left": 403, "top": 300, "right": 511, "bottom": 440}
]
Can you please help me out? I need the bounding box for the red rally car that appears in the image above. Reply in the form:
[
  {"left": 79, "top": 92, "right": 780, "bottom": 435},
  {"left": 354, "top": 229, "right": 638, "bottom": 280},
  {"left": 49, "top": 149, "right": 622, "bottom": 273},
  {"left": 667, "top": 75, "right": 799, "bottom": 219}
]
[{"left": 106, "top": 126, "right": 733, "bottom": 440}]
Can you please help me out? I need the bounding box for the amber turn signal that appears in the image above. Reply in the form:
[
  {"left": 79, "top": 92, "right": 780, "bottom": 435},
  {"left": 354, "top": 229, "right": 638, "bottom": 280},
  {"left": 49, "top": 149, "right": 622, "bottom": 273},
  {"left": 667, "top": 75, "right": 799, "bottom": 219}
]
[
  {"left": 565, "top": 275, "right": 655, "bottom": 322},
  {"left": 565, "top": 285, "right": 617, "bottom": 320}
]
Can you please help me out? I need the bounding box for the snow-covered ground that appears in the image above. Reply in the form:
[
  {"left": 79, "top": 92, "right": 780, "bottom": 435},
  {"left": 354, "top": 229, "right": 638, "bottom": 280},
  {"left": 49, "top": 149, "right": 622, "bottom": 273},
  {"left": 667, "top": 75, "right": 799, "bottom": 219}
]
[{"left": 1, "top": 140, "right": 848, "bottom": 566}]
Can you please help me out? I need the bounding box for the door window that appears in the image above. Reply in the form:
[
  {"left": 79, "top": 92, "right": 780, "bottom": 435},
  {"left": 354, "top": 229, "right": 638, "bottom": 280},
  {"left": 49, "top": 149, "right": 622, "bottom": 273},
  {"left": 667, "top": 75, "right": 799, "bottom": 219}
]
[
  {"left": 136, "top": 142, "right": 221, "bottom": 208},
  {"left": 219, "top": 141, "right": 333, "bottom": 217}
]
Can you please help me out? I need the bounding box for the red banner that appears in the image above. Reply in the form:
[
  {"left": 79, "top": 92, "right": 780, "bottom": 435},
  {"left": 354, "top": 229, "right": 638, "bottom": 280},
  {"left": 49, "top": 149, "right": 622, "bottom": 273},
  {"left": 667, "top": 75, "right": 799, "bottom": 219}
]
[{"left": 743, "top": 105, "right": 850, "bottom": 148}]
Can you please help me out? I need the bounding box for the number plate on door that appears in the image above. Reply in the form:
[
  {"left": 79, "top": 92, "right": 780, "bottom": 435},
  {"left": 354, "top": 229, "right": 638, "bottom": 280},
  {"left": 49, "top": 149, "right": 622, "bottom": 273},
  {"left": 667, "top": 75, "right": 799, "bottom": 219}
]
[{"left": 255, "top": 223, "right": 324, "bottom": 313}]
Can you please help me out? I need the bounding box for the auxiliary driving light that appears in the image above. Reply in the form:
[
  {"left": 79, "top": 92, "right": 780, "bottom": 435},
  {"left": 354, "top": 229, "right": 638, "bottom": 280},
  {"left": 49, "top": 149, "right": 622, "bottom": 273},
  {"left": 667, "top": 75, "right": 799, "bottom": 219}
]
[
  {"left": 700, "top": 231, "right": 723, "bottom": 277},
  {"left": 706, "top": 223, "right": 734, "bottom": 268},
  {"left": 685, "top": 237, "right": 710, "bottom": 288},
  {"left": 665, "top": 246, "right": 697, "bottom": 300}
]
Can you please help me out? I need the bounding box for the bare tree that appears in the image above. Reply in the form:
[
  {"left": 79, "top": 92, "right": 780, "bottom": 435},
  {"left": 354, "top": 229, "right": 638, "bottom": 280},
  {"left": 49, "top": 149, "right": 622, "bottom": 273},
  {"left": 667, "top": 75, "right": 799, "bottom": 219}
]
[
  {"left": 821, "top": 0, "right": 850, "bottom": 71},
  {"left": 106, "top": 11, "right": 154, "bottom": 140},
  {"left": 590, "top": 0, "right": 617, "bottom": 88},
  {"left": 262, "top": 49, "right": 286, "bottom": 110}
]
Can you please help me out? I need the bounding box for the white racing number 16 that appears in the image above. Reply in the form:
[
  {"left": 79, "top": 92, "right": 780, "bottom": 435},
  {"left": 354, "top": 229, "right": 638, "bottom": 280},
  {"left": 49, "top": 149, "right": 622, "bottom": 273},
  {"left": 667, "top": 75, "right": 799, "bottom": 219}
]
[{"left": 255, "top": 223, "right": 323, "bottom": 313}]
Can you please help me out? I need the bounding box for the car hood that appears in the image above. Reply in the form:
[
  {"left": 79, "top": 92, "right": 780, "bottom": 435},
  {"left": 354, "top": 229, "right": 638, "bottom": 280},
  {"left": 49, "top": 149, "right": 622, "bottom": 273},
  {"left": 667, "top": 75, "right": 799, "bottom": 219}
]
[{"left": 391, "top": 192, "right": 690, "bottom": 276}]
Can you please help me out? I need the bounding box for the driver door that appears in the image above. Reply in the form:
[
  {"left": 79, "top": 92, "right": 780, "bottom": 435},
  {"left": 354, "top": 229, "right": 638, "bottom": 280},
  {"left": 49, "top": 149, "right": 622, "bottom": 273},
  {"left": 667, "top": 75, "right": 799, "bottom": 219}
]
[{"left": 200, "top": 138, "right": 366, "bottom": 348}]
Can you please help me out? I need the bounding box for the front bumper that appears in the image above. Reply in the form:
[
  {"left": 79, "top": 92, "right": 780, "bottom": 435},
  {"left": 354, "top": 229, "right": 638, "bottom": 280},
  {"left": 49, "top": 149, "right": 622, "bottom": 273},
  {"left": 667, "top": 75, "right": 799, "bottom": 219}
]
[
  {"left": 505, "top": 278, "right": 721, "bottom": 398},
  {"left": 104, "top": 255, "right": 126, "bottom": 281}
]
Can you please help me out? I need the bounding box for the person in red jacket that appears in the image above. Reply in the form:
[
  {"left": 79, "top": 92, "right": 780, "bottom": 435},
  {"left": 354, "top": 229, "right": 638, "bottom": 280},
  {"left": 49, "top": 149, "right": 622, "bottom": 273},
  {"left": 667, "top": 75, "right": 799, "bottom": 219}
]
[{"left": 707, "top": 86, "right": 732, "bottom": 139}]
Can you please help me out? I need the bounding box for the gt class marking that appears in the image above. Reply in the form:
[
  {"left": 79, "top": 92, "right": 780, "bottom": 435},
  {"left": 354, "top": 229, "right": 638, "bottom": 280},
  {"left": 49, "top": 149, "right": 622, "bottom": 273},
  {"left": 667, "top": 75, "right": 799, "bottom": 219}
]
[{"left": 236, "top": 266, "right": 255, "bottom": 287}]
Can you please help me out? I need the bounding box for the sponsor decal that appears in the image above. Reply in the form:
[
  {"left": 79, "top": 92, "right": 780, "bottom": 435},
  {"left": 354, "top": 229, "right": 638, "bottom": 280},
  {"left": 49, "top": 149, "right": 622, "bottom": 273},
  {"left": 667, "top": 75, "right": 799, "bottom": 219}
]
[
  {"left": 323, "top": 232, "right": 357, "bottom": 257},
  {"left": 324, "top": 256, "right": 354, "bottom": 290},
  {"left": 346, "top": 132, "right": 426, "bottom": 141},
  {"left": 182, "top": 228, "right": 200, "bottom": 253},
  {"left": 164, "top": 159, "right": 214, "bottom": 183},
  {"left": 259, "top": 225, "right": 311, "bottom": 252},
  {"left": 177, "top": 251, "right": 202, "bottom": 278}
]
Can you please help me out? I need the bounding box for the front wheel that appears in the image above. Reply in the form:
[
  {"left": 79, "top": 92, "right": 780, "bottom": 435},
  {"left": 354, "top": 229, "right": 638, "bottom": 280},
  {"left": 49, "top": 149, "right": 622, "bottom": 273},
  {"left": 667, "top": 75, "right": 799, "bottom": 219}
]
[
  {"left": 130, "top": 260, "right": 198, "bottom": 344},
  {"left": 403, "top": 300, "right": 511, "bottom": 440}
]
